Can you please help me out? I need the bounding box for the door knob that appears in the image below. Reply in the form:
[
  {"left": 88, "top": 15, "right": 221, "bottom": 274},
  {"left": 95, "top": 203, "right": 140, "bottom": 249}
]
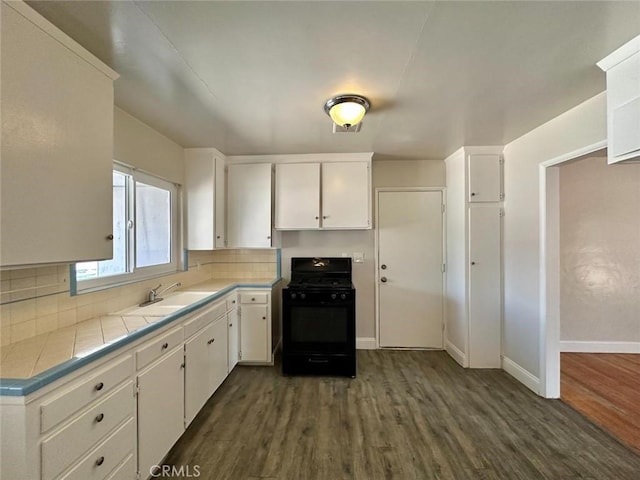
[
  {"left": 381, "top": 264, "right": 387, "bottom": 270},
  {"left": 380, "top": 277, "right": 387, "bottom": 283}
]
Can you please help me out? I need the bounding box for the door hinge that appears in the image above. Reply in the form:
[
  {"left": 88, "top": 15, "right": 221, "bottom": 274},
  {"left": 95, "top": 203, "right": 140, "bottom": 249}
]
[
  {"left": 499, "top": 208, "right": 505, "bottom": 217},
  {"left": 136, "top": 472, "right": 141, "bottom": 480},
  {"left": 499, "top": 157, "right": 504, "bottom": 165},
  {"left": 239, "top": 351, "right": 243, "bottom": 360},
  {"left": 441, "top": 204, "right": 445, "bottom": 214},
  {"left": 499, "top": 192, "right": 505, "bottom": 201},
  {"left": 441, "top": 263, "right": 446, "bottom": 273},
  {"left": 134, "top": 383, "right": 140, "bottom": 397}
]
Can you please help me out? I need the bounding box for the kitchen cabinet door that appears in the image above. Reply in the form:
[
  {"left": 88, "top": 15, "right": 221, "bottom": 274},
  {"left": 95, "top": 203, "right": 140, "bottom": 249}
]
[
  {"left": 321, "top": 162, "right": 371, "bottom": 229},
  {"left": 468, "top": 154, "right": 502, "bottom": 203},
  {"left": 227, "top": 309, "right": 240, "bottom": 372},
  {"left": 468, "top": 205, "right": 502, "bottom": 368},
  {"left": 1, "top": 2, "right": 118, "bottom": 267},
  {"left": 227, "top": 163, "right": 273, "bottom": 247},
  {"left": 209, "top": 317, "right": 229, "bottom": 393},
  {"left": 185, "top": 149, "right": 226, "bottom": 249},
  {"left": 137, "top": 347, "right": 184, "bottom": 478},
  {"left": 184, "top": 323, "right": 216, "bottom": 426},
  {"left": 275, "top": 163, "right": 321, "bottom": 229},
  {"left": 240, "top": 305, "right": 269, "bottom": 363}
]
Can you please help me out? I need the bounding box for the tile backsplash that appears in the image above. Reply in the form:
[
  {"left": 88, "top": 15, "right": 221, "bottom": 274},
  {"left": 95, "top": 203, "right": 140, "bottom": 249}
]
[{"left": 0, "top": 249, "right": 278, "bottom": 346}]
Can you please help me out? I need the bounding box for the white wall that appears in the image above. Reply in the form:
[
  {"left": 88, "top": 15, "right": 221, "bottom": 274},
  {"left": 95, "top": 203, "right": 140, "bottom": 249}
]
[
  {"left": 280, "top": 159, "right": 445, "bottom": 341},
  {"left": 113, "top": 106, "right": 184, "bottom": 184},
  {"left": 502, "top": 92, "right": 607, "bottom": 379},
  {"left": 559, "top": 155, "right": 640, "bottom": 345}
]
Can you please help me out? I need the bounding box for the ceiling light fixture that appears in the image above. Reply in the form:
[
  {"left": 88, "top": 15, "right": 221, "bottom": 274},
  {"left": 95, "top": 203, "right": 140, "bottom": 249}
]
[{"left": 324, "top": 94, "right": 371, "bottom": 129}]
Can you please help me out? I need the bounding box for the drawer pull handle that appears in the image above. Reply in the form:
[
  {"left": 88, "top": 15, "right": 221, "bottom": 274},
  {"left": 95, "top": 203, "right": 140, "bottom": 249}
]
[
  {"left": 162, "top": 342, "right": 169, "bottom": 350},
  {"left": 95, "top": 413, "right": 104, "bottom": 423},
  {"left": 95, "top": 382, "right": 104, "bottom": 391},
  {"left": 96, "top": 456, "right": 105, "bottom": 467},
  {"left": 207, "top": 338, "right": 215, "bottom": 344},
  {"left": 308, "top": 358, "right": 329, "bottom": 364},
  {"left": 229, "top": 323, "right": 233, "bottom": 327}
]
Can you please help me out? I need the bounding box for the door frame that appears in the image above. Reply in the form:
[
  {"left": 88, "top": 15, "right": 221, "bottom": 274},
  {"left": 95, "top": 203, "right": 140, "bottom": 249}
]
[{"left": 374, "top": 187, "right": 447, "bottom": 349}]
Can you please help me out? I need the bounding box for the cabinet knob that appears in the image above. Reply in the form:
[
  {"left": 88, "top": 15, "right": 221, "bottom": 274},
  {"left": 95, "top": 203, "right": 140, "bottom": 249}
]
[
  {"left": 262, "top": 316, "right": 266, "bottom": 320},
  {"left": 217, "top": 235, "right": 221, "bottom": 239},
  {"left": 106, "top": 234, "right": 114, "bottom": 240},
  {"left": 95, "top": 382, "right": 104, "bottom": 391},
  {"left": 95, "top": 413, "right": 104, "bottom": 423},
  {"left": 95, "top": 456, "right": 105, "bottom": 467},
  {"left": 267, "top": 236, "right": 271, "bottom": 240},
  {"left": 315, "top": 216, "right": 319, "bottom": 220},
  {"left": 380, "top": 277, "right": 388, "bottom": 283},
  {"left": 471, "top": 192, "right": 477, "bottom": 197},
  {"left": 180, "top": 363, "right": 185, "bottom": 369},
  {"left": 251, "top": 298, "right": 255, "bottom": 301},
  {"left": 229, "top": 323, "right": 233, "bottom": 327},
  {"left": 471, "top": 262, "right": 476, "bottom": 265},
  {"left": 208, "top": 338, "right": 215, "bottom": 344},
  {"left": 381, "top": 264, "right": 387, "bottom": 270},
  {"left": 162, "top": 342, "right": 169, "bottom": 350},
  {"left": 323, "top": 215, "right": 328, "bottom": 219}
]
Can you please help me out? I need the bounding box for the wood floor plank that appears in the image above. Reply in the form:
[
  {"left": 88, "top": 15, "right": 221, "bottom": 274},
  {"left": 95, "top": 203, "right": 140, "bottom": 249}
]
[{"left": 162, "top": 351, "right": 640, "bottom": 480}]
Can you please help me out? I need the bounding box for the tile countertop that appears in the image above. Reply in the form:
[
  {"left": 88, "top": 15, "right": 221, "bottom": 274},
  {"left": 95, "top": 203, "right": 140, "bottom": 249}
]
[{"left": 0, "top": 277, "right": 281, "bottom": 396}]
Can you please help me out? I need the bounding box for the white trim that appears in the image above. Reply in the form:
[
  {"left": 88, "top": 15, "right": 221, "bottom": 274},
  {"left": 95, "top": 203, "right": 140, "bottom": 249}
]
[
  {"left": 227, "top": 152, "right": 373, "bottom": 165},
  {"left": 374, "top": 187, "right": 446, "bottom": 350},
  {"left": 560, "top": 341, "right": 640, "bottom": 354},
  {"left": 356, "top": 337, "right": 377, "bottom": 350},
  {"left": 502, "top": 356, "right": 540, "bottom": 395},
  {"left": 538, "top": 140, "right": 607, "bottom": 399},
  {"left": 445, "top": 340, "right": 466, "bottom": 367},
  {"left": 596, "top": 34, "right": 640, "bottom": 71},
  {"left": 5, "top": 0, "right": 119, "bottom": 80}
]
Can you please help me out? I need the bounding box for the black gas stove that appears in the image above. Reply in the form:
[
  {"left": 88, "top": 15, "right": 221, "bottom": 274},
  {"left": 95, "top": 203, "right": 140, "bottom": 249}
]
[{"left": 282, "top": 257, "right": 356, "bottom": 377}]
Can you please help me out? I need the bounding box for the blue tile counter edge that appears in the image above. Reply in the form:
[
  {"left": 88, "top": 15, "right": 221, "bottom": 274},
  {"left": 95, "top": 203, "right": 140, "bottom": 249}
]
[{"left": 0, "top": 277, "right": 283, "bottom": 397}]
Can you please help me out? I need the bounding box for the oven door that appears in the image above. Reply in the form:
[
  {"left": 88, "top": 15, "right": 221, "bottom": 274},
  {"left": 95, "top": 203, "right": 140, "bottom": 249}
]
[{"left": 283, "top": 290, "right": 355, "bottom": 354}]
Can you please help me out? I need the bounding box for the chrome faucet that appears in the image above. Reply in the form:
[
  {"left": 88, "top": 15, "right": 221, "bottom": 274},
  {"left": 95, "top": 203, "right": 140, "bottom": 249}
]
[{"left": 140, "top": 282, "right": 182, "bottom": 307}]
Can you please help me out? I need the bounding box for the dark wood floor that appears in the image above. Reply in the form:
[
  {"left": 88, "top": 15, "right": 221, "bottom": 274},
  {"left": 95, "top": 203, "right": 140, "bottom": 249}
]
[
  {"left": 561, "top": 352, "right": 640, "bottom": 455},
  {"left": 164, "top": 350, "right": 640, "bottom": 480}
]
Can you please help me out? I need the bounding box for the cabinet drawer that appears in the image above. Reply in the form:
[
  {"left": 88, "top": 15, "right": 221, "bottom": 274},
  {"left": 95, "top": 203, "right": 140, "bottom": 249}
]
[
  {"left": 240, "top": 292, "right": 268, "bottom": 304},
  {"left": 184, "top": 302, "right": 225, "bottom": 339},
  {"left": 226, "top": 294, "right": 237, "bottom": 312},
  {"left": 41, "top": 355, "right": 133, "bottom": 433},
  {"left": 136, "top": 327, "right": 183, "bottom": 371},
  {"left": 42, "top": 382, "right": 134, "bottom": 480},
  {"left": 57, "top": 418, "right": 135, "bottom": 480}
]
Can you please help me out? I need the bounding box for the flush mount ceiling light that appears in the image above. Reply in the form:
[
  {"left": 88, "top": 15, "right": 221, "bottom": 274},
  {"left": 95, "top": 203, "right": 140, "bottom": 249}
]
[{"left": 323, "top": 94, "right": 371, "bottom": 129}]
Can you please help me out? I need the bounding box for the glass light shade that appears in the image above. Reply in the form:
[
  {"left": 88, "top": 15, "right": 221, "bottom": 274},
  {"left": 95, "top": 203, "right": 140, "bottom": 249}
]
[{"left": 328, "top": 101, "right": 367, "bottom": 127}]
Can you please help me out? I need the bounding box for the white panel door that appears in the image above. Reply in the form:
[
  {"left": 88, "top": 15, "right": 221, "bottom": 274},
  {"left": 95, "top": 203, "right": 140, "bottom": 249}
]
[
  {"left": 468, "top": 205, "right": 502, "bottom": 368},
  {"left": 321, "top": 162, "right": 370, "bottom": 229},
  {"left": 378, "top": 190, "right": 444, "bottom": 348},
  {"left": 227, "top": 163, "right": 272, "bottom": 247},
  {"left": 137, "top": 348, "right": 184, "bottom": 477},
  {"left": 468, "top": 154, "right": 502, "bottom": 202},
  {"left": 240, "top": 305, "right": 269, "bottom": 362},
  {"left": 275, "top": 163, "right": 320, "bottom": 229}
]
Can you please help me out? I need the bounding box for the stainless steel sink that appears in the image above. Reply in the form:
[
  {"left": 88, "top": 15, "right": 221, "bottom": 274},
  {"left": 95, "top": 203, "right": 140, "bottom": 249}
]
[{"left": 124, "top": 291, "right": 214, "bottom": 316}]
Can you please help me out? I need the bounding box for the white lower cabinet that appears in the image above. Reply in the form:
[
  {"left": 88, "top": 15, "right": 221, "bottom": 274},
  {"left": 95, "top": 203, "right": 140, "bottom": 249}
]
[
  {"left": 184, "top": 315, "right": 228, "bottom": 426},
  {"left": 0, "top": 285, "right": 281, "bottom": 480},
  {"left": 137, "top": 347, "right": 185, "bottom": 479}
]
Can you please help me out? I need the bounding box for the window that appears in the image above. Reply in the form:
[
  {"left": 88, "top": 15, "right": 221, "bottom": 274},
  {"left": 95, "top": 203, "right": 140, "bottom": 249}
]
[{"left": 75, "top": 164, "right": 179, "bottom": 289}]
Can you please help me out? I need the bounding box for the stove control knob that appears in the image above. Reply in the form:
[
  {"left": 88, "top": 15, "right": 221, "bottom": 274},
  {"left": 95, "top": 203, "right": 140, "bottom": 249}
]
[
  {"left": 331, "top": 293, "right": 337, "bottom": 300},
  {"left": 340, "top": 293, "right": 347, "bottom": 300},
  {"left": 291, "top": 293, "right": 297, "bottom": 300},
  {"left": 300, "top": 293, "right": 306, "bottom": 300}
]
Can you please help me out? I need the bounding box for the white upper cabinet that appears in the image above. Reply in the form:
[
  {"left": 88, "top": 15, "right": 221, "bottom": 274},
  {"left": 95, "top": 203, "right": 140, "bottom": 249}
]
[
  {"left": 468, "top": 154, "right": 503, "bottom": 203},
  {"left": 0, "top": 1, "right": 119, "bottom": 267},
  {"left": 322, "top": 162, "right": 371, "bottom": 229},
  {"left": 274, "top": 160, "right": 371, "bottom": 230},
  {"left": 597, "top": 35, "right": 640, "bottom": 164},
  {"left": 227, "top": 163, "right": 273, "bottom": 248},
  {"left": 185, "top": 149, "right": 226, "bottom": 249},
  {"left": 275, "top": 163, "right": 321, "bottom": 229}
]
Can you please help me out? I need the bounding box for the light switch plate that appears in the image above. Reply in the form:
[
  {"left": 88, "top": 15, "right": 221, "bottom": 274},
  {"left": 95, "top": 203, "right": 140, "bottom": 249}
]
[{"left": 353, "top": 252, "right": 364, "bottom": 263}]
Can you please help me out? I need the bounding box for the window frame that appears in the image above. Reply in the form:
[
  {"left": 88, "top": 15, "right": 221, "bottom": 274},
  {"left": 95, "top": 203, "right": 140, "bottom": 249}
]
[{"left": 75, "top": 163, "right": 180, "bottom": 293}]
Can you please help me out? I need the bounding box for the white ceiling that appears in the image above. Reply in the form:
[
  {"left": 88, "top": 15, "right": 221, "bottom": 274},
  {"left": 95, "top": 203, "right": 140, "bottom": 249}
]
[{"left": 27, "top": 1, "right": 640, "bottom": 160}]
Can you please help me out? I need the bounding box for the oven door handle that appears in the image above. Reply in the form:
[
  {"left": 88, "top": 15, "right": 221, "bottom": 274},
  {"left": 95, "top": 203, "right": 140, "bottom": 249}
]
[{"left": 308, "top": 358, "right": 330, "bottom": 364}]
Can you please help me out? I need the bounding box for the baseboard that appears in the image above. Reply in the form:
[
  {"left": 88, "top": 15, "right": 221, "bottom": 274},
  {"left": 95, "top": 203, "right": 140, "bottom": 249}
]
[
  {"left": 445, "top": 340, "right": 466, "bottom": 367},
  {"left": 356, "top": 337, "right": 377, "bottom": 350},
  {"left": 560, "top": 341, "right": 640, "bottom": 354},
  {"left": 502, "top": 356, "right": 540, "bottom": 395}
]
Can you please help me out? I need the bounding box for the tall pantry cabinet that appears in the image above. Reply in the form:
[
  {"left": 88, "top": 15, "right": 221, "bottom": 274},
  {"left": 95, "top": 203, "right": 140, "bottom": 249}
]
[{"left": 445, "top": 147, "right": 503, "bottom": 368}]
